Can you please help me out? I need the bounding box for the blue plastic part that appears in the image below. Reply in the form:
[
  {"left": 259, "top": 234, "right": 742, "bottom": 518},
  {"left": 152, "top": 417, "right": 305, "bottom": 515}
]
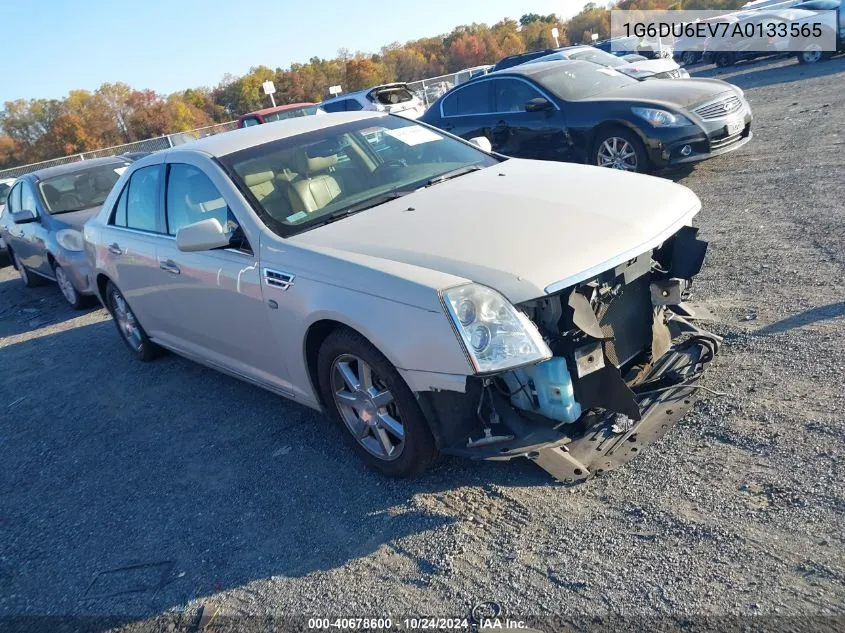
[{"left": 516, "top": 357, "right": 582, "bottom": 424}]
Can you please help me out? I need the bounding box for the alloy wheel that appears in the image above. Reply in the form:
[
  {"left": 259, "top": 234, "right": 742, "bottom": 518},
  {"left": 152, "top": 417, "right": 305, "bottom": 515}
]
[
  {"left": 14, "top": 253, "right": 30, "bottom": 285},
  {"left": 55, "top": 266, "right": 78, "bottom": 305},
  {"left": 597, "top": 137, "right": 638, "bottom": 171},
  {"left": 330, "top": 354, "right": 405, "bottom": 461},
  {"left": 802, "top": 46, "right": 822, "bottom": 64},
  {"left": 110, "top": 289, "right": 143, "bottom": 352}
]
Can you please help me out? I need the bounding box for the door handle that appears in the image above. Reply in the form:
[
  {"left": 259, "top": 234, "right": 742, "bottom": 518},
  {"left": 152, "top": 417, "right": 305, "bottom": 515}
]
[
  {"left": 159, "top": 259, "right": 180, "bottom": 275},
  {"left": 107, "top": 243, "right": 122, "bottom": 255}
]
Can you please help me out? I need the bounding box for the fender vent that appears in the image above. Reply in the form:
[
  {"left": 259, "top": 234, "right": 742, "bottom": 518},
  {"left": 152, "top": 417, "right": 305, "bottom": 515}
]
[{"left": 264, "top": 268, "right": 295, "bottom": 290}]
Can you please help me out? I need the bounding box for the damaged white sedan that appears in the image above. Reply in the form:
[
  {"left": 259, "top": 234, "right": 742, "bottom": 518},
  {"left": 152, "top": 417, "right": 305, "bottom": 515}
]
[{"left": 84, "top": 112, "right": 719, "bottom": 480}]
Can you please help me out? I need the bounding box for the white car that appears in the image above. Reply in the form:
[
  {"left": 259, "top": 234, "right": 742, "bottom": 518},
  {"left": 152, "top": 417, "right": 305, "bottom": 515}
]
[
  {"left": 320, "top": 83, "right": 425, "bottom": 119},
  {"left": 527, "top": 46, "right": 689, "bottom": 80},
  {"left": 83, "top": 112, "right": 719, "bottom": 481}
]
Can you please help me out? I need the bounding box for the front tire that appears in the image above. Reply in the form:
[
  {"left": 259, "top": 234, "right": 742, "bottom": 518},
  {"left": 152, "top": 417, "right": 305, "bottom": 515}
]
[
  {"left": 317, "top": 328, "right": 438, "bottom": 477},
  {"left": 105, "top": 281, "right": 158, "bottom": 361},
  {"left": 593, "top": 127, "right": 650, "bottom": 174},
  {"left": 53, "top": 263, "right": 88, "bottom": 309},
  {"left": 797, "top": 45, "right": 831, "bottom": 65}
]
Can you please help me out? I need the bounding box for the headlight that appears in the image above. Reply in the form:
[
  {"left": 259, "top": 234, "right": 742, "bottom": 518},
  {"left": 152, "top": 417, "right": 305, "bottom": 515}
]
[
  {"left": 632, "top": 107, "right": 692, "bottom": 127},
  {"left": 441, "top": 284, "right": 552, "bottom": 373},
  {"left": 56, "top": 229, "right": 85, "bottom": 252}
]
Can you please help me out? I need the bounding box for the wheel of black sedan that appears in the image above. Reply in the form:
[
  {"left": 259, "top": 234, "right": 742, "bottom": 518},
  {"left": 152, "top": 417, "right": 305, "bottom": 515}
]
[
  {"left": 594, "top": 128, "right": 648, "bottom": 173},
  {"left": 106, "top": 281, "right": 158, "bottom": 361},
  {"left": 715, "top": 52, "right": 735, "bottom": 68},
  {"left": 317, "top": 328, "right": 438, "bottom": 477}
]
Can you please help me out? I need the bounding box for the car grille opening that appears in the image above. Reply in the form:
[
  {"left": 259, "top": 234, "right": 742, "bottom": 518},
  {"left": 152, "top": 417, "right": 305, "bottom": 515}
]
[
  {"left": 594, "top": 276, "right": 653, "bottom": 367},
  {"left": 710, "top": 128, "right": 745, "bottom": 150},
  {"left": 694, "top": 95, "right": 743, "bottom": 120}
]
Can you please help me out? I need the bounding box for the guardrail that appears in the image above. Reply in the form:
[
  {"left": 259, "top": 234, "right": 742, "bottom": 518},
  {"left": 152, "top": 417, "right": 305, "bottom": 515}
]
[{"left": 0, "top": 120, "right": 239, "bottom": 180}]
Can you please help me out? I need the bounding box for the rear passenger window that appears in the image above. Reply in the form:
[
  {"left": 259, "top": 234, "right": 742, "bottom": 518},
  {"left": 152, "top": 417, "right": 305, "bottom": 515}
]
[
  {"left": 321, "top": 100, "right": 347, "bottom": 113},
  {"left": 345, "top": 99, "right": 363, "bottom": 111},
  {"left": 125, "top": 165, "right": 161, "bottom": 232},
  {"left": 166, "top": 164, "right": 230, "bottom": 235},
  {"left": 442, "top": 81, "right": 491, "bottom": 116},
  {"left": 111, "top": 184, "right": 128, "bottom": 226}
]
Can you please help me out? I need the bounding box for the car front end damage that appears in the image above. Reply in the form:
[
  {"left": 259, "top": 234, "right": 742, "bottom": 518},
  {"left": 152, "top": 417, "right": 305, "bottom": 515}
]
[{"left": 420, "top": 226, "right": 720, "bottom": 482}]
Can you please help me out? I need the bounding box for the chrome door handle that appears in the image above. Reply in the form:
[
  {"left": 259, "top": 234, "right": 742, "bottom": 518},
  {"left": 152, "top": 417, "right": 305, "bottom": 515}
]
[
  {"left": 159, "top": 259, "right": 180, "bottom": 275},
  {"left": 107, "top": 243, "right": 122, "bottom": 255}
]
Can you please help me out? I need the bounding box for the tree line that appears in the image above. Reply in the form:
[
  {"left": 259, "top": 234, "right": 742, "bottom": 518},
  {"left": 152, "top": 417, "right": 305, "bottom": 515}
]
[{"left": 0, "top": 0, "right": 744, "bottom": 169}]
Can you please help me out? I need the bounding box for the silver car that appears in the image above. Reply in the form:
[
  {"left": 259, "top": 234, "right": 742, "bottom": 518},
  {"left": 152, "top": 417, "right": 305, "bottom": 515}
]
[
  {"left": 0, "top": 158, "right": 130, "bottom": 307},
  {"left": 84, "top": 112, "right": 719, "bottom": 480}
]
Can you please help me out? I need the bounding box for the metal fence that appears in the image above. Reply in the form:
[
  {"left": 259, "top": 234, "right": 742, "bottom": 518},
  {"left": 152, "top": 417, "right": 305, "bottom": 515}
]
[{"left": 0, "top": 120, "right": 239, "bottom": 180}]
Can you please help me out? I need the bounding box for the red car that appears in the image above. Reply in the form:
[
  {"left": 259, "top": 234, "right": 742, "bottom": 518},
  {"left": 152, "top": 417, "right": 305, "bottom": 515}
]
[{"left": 238, "top": 103, "right": 321, "bottom": 128}]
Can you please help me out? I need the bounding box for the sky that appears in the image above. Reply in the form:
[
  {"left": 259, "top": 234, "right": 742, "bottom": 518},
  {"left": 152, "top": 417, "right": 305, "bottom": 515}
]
[{"left": 3, "top": 0, "right": 590, "bottom": 104}]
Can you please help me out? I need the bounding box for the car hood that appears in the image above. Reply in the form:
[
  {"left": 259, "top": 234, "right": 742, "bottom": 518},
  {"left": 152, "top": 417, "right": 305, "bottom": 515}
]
[
  {"left": 588, "top": 77, "right": 735, "bottom": 109},
  {"left": 290, "top": 160, "right": 701, "bottom": 303},
  {"left": 617, "top": 57, "right": 681, "bottom": 78},
  {"left": 50, "top": 205, "right": 102, "bottom": 230}
]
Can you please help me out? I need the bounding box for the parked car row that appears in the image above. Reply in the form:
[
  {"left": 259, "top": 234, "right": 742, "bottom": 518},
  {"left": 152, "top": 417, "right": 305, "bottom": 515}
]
[{"left": 0, "top": 107, "right": 721, "bottom": 482}]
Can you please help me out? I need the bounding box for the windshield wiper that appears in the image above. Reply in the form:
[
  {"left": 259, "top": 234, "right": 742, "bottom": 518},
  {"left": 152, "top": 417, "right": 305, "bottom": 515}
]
[
  {"left": 425, "top": 165, "right": 482, "bottom": 187},
  {"left": 312, "top": 190, "right": 413, "bottom": 228}
]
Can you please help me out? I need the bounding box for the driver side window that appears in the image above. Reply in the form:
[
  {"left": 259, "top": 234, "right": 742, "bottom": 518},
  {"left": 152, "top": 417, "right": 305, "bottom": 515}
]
[
  {"left": 6, "top": 184, "right": 22, "bottom": 213},
  {"left": 492, "top": 79, "right": 543, "bottom": 113},
  {"left": 20, "top": 183, "right": 38, "bottom": 213}
]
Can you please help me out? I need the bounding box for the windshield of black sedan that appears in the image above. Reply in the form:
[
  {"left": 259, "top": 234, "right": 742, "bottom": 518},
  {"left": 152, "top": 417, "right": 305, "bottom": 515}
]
[
  {"left": 39, "top": 163, "right": 129, "bottom": 213},
  {"left": 223, "top": 116, "right": 498, "bottom": 236},
  {"left": 534, "top": 62, "right": 637, "bottom": 100}
]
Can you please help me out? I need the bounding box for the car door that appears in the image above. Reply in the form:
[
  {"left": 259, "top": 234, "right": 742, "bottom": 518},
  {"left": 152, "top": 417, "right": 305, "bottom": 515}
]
[
  {"left": 153, "top": 156, "right": 289, "bottom": 388},
  {"left": 99, "top": 162, "right": 172, "bottom": 337},
  {"left": 438, "top": 80, "right": 493, "bottom": 140},
  {"left": 10, "top": 181, "right": 50, "bottom": 274},
  {"left": 487, "top": 77, "right": 571, "bottom": 161}
]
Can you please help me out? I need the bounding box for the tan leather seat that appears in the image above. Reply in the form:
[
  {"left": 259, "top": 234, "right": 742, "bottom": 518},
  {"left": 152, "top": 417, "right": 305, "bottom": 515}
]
[
  {"left": 288, "top": 153, "right": 341, "bottom": 214},
  {"left": 243, "top": 170, "right": 276, "bottom": 202}
]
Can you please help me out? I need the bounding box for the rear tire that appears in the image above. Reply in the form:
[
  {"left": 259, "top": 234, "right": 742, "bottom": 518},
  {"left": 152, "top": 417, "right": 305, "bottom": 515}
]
[
  {"left": 681, "top": 51, "right": 699, "bottom": 66},
  {"left": 13, "top": 252, "right": 41, "bottom": 288},
  {"left": 715, "top": 52, "right": 735, "bottom": 68},
  {"left": 317, "top": 328, "right": 438, "bottom": 478},
  {"left": 797, "top": 45, "right": 831, "bottom": 65},
  {"left": 105, "top": 281, "right": 159, "bottom": 361}
]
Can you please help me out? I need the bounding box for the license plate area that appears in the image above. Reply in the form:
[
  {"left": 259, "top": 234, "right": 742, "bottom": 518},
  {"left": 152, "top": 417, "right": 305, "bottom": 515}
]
[{"left": 725, "top": 118, "right": 744, "bottom": 136}]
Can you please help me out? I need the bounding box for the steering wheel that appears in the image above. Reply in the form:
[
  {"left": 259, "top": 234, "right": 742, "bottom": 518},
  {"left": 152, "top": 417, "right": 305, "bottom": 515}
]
[{"left": 372, "top": 159, "right": 408, "bottom": 180}]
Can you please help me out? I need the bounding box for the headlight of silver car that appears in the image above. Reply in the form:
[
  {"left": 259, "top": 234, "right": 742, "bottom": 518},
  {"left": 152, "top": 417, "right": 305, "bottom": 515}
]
[
  {"left": 56, "top": 228, "right": 85, "bottom": 252},
  {"left": 632, "top": 107, "right": 692, "bottom": 127},
  {"left": 441, "top": 284, "right": 551, "bottom": 373}
]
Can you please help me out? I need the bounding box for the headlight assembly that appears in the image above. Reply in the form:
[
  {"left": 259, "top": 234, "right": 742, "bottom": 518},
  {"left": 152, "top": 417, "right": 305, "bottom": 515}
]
[
  {"left": 441, "top": 284, "right": 551, "bottom": 373},
  {"left": 56, "top": 229, "right": 85, "bottom": 252},
  {"left": 632, "top": 107, "right": 692, "bottom": 127}
]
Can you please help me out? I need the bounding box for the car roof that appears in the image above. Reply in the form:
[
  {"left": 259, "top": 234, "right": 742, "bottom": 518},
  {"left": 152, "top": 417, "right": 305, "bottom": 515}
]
[
  {"left": 241, "top": 102, "right": 316, "bottom": 118},
  {"left": 170, "top": 111, "right": 386, "bottom": 158},
  {"left": 487, "top": 58, "right": 586, "bottom": 78},
  {"left": 24, "top": 156, "right": 131, "bottom": 182}
]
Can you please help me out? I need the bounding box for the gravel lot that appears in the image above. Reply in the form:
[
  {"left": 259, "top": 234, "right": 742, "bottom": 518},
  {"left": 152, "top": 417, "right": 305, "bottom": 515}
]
[{"left": 1, "top": 56, "right": 843, "bottom": 629}]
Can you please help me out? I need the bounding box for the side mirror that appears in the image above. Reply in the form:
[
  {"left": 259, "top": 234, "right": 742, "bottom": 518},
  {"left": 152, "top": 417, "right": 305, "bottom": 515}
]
[
  {"left": 12, "top": 209, "right": 38, "bottom": 224},
  {"left": 525, "top": 97, "right": 553, "bottom": 113},
  {"left": 176, "top": 218, "right": 231, "bottom": 252},
  {"left": 469, "top": 136, "right": 492, "bottom": 152}
]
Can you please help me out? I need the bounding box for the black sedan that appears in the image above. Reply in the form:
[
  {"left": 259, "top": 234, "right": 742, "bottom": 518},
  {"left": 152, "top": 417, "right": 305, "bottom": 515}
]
[{"left": 419, "top": 60, "right": 752, "bottom": 173}]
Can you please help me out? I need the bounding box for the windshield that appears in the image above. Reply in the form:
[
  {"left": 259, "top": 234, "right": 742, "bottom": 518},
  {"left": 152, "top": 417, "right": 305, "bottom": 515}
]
[
  {"left": 39, "top": 163, "right": 129, "bottom": 213},
  {"left": 535, "top": 63, "right": 637, "bottom": 100},
  {"left": 222, "top": 116, "right": 498, "bottom": 238},
  {"left": 263, "top": 105, "right": 320, "bottom": 122},
  {"left": 567, "top": 48, "right": 627, "bottom": 68}
]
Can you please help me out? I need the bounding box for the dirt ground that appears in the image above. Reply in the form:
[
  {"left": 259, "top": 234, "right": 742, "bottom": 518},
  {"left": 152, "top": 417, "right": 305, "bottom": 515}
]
[{"left": 1, "top": 55, "right": 843, "bottom": 629}]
